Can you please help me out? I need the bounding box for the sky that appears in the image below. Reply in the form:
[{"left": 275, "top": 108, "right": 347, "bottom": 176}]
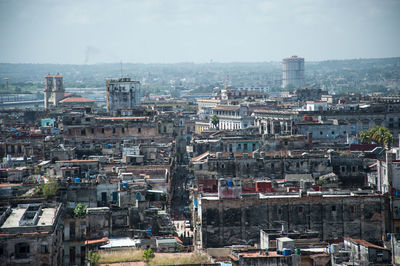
[{"left": 0, "top": 0, "right": 399, "bottom": 64}]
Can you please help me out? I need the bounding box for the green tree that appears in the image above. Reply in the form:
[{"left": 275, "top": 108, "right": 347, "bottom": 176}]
[
  {"left": 74, "top": 203, "right": 87, "bottom": 218},
  {"left": 211, "top": 114, "right": 219, "bottom": 129},
  {"left": 42, "top": 179, "right": 59, "bottom": 198},
  {"left": 88, "top": 250, "right": 100, "bottom": 266},
  {"left": 142, "top": 248, "right": 155, "bottom": 261},
  {"left": 360, "top": 126, "right": 394, "bottom": 148},
  {"left": 360, "top": 130, "right": 370, "bottom": 144}
]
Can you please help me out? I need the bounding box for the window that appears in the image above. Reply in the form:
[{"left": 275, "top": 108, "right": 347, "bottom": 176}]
[
  {"left": 320, "top": 131, "right": 323, "bottom": 135},
  {"left": 351, "top": 206, "right": 355, "bottom": 213},
  {"left": 278, "top": 208, "right": 282, "bottom": 215},
  {"left": 332, "top": 206, "right": 336, "bottom": 212},
  {"left": 41, "top": 243, "right": 49, "bottom": 254},
  {"left": 252, "top": 143, "right": 256, "bottom": 151},
  {"left": 244, "top": 144, "right": 248, "bottom": 151},
  {"left": 81, "top": 246, "right": 86, "bottom": 265},
  {"left": 122, "top": 127, "right": 125, "bottom": 133},
  {"left": 101, "top": 128, "right": 104, "bottom": 134},
  {"left": 298, "top": 207, "right": 303, "bottom": 213},
  {"left": 91, "top": 128, "right": 94, "bottom": 134},
  {"left": 138, "top": 128, "right": 141, "bottom": 133},
  {"left": 70, "top": 221, "right": 76, "bottom": 239},
  {"left": 15, "top": 243, "right": 30, "bottom": 258},
  {"left": 69, "top": 247, "right": 75, "bottom": 264},
  {"left": 80, "top": 129, "right": 86, "bottom": 136},
  {"left": 112, "top": 128, "right": 116, "bottom": 134}
]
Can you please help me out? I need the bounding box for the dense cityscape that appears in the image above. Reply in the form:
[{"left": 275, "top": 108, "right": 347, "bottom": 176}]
[
  {"left": 1, "top": 0, "right": 400, "bottom": 265},
  {"left": 0, "top": 54, "right": 400, "bottom": 265}
]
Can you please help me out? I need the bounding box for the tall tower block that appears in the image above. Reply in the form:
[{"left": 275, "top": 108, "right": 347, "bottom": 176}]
[{"left": 282, "top": 55, "right": 305, "bottom": 88}]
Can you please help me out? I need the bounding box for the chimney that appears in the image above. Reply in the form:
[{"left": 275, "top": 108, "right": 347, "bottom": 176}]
[{"left": 307, "top": 132, "right": 313, "bottom": 150}]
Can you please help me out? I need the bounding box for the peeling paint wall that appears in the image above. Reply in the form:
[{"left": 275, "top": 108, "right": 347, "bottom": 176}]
[{"left": 199, "top": 195, "right": 387, "bottom": 248}]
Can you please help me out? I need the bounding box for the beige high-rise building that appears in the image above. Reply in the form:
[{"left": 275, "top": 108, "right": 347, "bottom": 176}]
[{"left": 282, "top": 55, "right": 305, "bottom": 88}]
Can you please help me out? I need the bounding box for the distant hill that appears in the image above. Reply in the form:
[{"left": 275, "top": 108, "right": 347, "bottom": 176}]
[{"left": 0, "top": 57, "right": 399, "bottom": 94}]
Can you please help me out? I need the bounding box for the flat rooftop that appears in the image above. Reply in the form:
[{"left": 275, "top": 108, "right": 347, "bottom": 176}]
[{"left": 1, "top": 204, "right": 59, "bottom": 229}]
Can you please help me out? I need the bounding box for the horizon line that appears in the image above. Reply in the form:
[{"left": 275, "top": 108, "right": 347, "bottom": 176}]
[{"left": 0, "top": 56, "right": 399, "bottom": 66}]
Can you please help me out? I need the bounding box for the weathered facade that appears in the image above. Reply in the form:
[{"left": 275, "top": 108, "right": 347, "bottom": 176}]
[
  {"left": 195, "top": 193, "right": 388, "bottom": 248},
  {"left": 0, "top": 203, "right": 63, "bottom": 266},
  {"left": 106, "top": 78, "right": 141, "bottom": 113}
]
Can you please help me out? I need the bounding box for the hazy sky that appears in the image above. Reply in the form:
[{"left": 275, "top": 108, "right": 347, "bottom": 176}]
[{"left": 0, "top": 0, "right": 399, "bottom": 64}]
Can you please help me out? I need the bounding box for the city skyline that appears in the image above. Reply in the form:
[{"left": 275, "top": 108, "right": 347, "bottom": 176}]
[{"left": 0, "top": 0, "right": 399, "bottom": 64}]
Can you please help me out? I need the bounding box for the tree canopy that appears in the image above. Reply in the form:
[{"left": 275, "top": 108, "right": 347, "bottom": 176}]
[
  {"left": 211, "top": 114, "right": 219, "bottom": 129},
  {"left": 74, "top": 203, "right": 87, "bottom": 218},
  {"left": 360, "top": 126, "right": 394, "bottom": 148},
  {"left": 41, "top": 179, "right": 59, "bottom": 198}
]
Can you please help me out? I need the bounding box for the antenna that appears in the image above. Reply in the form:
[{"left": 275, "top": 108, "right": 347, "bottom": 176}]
[{"left": 120, "top": 61, "right": 123, "bottom": 78}]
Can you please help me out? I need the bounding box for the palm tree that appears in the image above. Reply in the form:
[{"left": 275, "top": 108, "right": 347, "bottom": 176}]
[
  {"left": 360, "top": 126, "right": 394, "bottom": 148},
  {"left": 360, "top": 130, "right": 370, "bottom": 144},
  {"left": 211, "top": 114, "right": 219, "bottom": 129}
]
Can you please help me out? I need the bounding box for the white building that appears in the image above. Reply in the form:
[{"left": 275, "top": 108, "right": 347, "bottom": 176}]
[
  {"left": 305, "top": 101, "right": 328, "bottom": 111},
  {"left": 369, "top": 151, "right": 400, "bottom": 194},
  {"left": 106, "top": 78, "right": 141, "bottom": 113},
  {"left": 282, "top": 55, "right": 305, "bottom": 88},
  {"left": 196, "top": 98, "right": 221, "bottom": 116},
  {"left": 211, "top": 105, "right": 254, "bottom": 130}
]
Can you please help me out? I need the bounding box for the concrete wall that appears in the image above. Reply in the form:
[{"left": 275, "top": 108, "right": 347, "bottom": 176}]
[{"left": 198, "top": 195, "right": 387, "bottom": 248}]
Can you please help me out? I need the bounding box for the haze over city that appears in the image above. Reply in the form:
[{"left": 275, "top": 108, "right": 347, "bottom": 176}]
[{"left": 0, "top": 0, "right": 399, "bottom": 64}]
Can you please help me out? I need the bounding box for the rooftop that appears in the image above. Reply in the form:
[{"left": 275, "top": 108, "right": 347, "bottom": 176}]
[
  {"left": 213, "top": 105, "right": 241, "bottom": 111},
  {"left": 60, "top": 96, "right": 94, "bottom": 103},
  {"left": 345, "top": 237, "right": 389, "bottom": 250},
  {"left": 1, "top": 203, "right": 60, "bottom": 229}
]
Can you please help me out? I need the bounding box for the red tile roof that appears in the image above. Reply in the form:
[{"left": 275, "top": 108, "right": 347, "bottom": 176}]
[
  {"left": 174, "top": 236, "right": 183, "bottom": 244},
  {"left": 0, "top": 183, "right": 22, "bottom": 188},
  {"left": 213, "top": 105, "right": 241, "bottom": 111},
  {"left": 60, "top": 97, "right": 94, "bottom": 103},
  {"left": 56, "top": 159, "right": 99, "bottom": 163},
  {"left": 191, "top": 152, "right": 209, "bottom": 162},
  {"left": 345, "top": 237, "right": 388, "bottom": 250},
  {"left": 349, "top": 144, "right": 378, "bottom": 151},
  {"left": 85, "top": 237, "right": 109, "bottom": 245}
]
